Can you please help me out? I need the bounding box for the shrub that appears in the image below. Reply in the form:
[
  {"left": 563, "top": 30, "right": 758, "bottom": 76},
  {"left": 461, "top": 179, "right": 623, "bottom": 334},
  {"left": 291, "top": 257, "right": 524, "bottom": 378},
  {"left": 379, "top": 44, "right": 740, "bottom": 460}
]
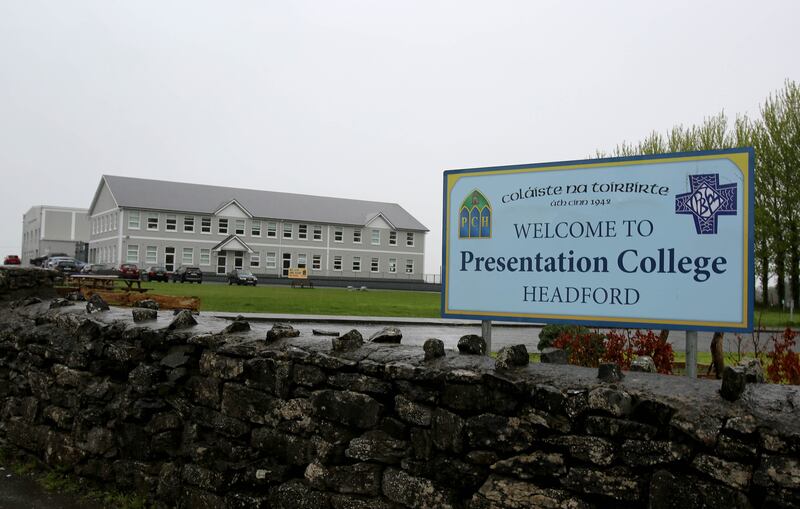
[
  {"left": 552, "top": 330, "right": 606, "bottom": 367},
  {"left": 538, "top": 324, "right": 591, "bottom": 351},
  {"left": 766, "top": 328, "right": 800, "bottom": 384},
  {"left": 550, "top": 327, "right": 674, "bottom": 374}
]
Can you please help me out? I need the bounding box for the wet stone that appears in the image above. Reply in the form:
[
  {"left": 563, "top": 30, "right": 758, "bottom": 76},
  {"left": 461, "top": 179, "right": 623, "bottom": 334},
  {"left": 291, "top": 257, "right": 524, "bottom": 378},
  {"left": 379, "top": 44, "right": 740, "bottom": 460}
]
[
  {"left": 223, "top": 317, "right": 250, "bottom": 333},
  {"left": 490, "top": 451, "right": 567, "bottom": 479},
  {"left": 585, "top": 415, "right": 658, "bottom": 440},
  {"left": 136, "top": 299, "right": 159, "bottom": 310},
  {"left": 620, "top": 440, "right": 693, "bottom": 466},
  {"left": 598, "top": 363, "right": 625, "bottom": 382},
  {"left": 423, "top": 338, "right": 445, "bottom": 360},
  {"left": 495, "top": 344, "right": 529, "bottom": 369},
  {"left": 266, "top": 323, "right": 299, "bottom": 341},
  {"left": 472, "top": 475, "right": 590, "bottom": 509},
  {"left": 543, "top": 435, "right": 615, "bottom": 466},
  {"left": 562, "top": 466, "right": 646, "bottom": 502},
  {"left": 382, "top": 467, "right": 454, "bottom": 509},
  {"left": 369, "top": 326, "right": 402, "bottom": 344},
  {"left": 345, "top": 430, "right": 408, "bottom": 464},
  {"left": 169, "top": 310, "right": 197, "bottom": 330},
  {"left": 332, "top": 329, "right": 363, "bottom": 351},
  {"left": 310, "top": 390, "right": 382, "bottom": 429},
  {"left": 395, "top": 395, "right": 433, "bottom": 426},
  {"left": 86, "top": 294, "right": 109, "bottom": 313},
  {"left": 588, "top": 387, "right": 632, "bottom": 417},
  {"left": 49, "top": 298, "right": 73, "bottom": 309},
  {"left": 692, "top": 454, "right": 752, "bottom": 490},
  {"left": 132, "top": 308, "right": 158, "bottom": 323},
  {"left": 630, "top": 355, "right": 656, "bottom": 373},
  {"left": 539, "top": 347, "right": 568, "bottom": 364},
  {"left": 313, "top": 329, "right": 339, "bottom": 336},
  {"left": 458, "top": 334, "right": 486, "bottom": 355}
]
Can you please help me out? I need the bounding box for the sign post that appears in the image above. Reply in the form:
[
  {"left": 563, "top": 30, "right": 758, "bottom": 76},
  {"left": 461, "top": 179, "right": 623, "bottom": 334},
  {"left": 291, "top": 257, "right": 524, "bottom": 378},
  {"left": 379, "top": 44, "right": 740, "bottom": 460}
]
[
  {"left": 442, "top": 148, "right": 755, "bottom": 363},
  {"left": 481, "top": 320, "right": 492, "bottom": 355},
  {"left": 685, "top": 331, "right": 698, "bottom": 378}
]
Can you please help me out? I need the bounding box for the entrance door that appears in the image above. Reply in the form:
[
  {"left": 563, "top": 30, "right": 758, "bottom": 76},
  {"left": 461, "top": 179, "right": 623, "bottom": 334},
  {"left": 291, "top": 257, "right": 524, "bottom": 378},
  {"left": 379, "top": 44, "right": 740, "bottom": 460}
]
[
  {"left": 165, "top": 247, "right": 175, "bottom": 272},
  {"left": 234, "top": 251, "right": 244, "bottom": 270},
  {"left": 217, "top": 253, "right": 227, "bottom": 275},
  {"left": 282, "top": 253, "right": 291, "bottom": 277}
]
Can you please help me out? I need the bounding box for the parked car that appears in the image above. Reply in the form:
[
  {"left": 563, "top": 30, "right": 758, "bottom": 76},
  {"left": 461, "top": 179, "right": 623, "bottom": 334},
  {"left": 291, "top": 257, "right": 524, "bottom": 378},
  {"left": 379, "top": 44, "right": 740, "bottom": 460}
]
[
  {"left": 144, "top": 266, "right": 169, "bottom": 282},
  {"left": 80, "top": 263, "right": 118, "bottom": 275},
  {"left": 53, "top": 259, "right": 79, "bottom": 274},
  {"left": 119, "top": 263, "right": 140, "bottom": 280},
  {"left": 172, "top": 266, "right": 203, "bottom": 284},
  {"left": 3, "top": 255, "right": 21, "bottom": 265},
  {"left": 227, "top": 269, "right": 258, "bottom": 286}
]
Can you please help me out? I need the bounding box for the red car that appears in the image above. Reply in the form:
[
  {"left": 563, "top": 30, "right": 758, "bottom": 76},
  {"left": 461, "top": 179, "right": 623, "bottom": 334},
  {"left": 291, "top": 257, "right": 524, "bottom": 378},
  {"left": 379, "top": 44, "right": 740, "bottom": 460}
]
[
  {"left": 4, "top": 255, "right": 21, "bottom": 265},
  {"left": 119, "top": 263, "right": 140, "bottom": 280}
]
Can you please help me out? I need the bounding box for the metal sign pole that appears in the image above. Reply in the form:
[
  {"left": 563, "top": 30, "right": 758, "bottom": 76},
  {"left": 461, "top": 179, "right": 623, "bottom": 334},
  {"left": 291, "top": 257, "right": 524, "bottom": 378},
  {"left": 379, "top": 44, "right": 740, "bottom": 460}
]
[
  {"left": 685, "top": 330, "right": 698, "bottom": 378},
  {"left": 481, "top": 320, "right": 492, "bottom": 356}
]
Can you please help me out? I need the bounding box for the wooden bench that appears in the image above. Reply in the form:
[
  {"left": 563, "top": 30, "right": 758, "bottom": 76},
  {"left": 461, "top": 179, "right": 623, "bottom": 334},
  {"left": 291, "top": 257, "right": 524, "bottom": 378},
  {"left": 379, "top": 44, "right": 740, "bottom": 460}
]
[{"left": 288, "top": 268, "right": 314, "bottom": 289}]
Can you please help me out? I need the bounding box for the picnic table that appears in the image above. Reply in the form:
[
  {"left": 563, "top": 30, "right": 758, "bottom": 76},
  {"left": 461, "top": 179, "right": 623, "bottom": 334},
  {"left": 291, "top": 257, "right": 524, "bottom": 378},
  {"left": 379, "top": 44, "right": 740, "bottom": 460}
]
[{"left": 65, "top": 275, "right": 149, "bottom": 293}]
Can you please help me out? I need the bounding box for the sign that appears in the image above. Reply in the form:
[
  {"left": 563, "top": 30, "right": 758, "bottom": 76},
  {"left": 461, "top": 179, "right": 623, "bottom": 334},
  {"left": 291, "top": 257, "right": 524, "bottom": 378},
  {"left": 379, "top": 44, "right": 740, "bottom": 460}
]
[
  {"left": 288, "top": 268, "right": 308, "bottom": 279},
  {"left": 441, "top": 148, "right": 754, "bottom": 332}
]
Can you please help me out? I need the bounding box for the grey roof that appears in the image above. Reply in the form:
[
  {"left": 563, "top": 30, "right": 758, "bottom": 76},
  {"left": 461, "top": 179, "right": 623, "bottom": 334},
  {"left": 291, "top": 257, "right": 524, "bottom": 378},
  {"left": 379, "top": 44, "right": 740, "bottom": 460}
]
[{"left": 97, "top": 175, "right": 428, "bottom": 231}]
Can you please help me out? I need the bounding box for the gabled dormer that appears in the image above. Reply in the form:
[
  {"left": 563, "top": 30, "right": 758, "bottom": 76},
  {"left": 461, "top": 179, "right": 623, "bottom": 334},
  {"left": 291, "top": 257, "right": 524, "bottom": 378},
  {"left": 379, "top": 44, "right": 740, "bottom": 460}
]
[
  {"left": 214, "top": 199, "right": 253, "bottom": 219},
  {"left": 212, "top": 235, "right": 254, "bottom": 253},
  {"left": 364, "top": 212, "right": 396, "bottom": 230}
]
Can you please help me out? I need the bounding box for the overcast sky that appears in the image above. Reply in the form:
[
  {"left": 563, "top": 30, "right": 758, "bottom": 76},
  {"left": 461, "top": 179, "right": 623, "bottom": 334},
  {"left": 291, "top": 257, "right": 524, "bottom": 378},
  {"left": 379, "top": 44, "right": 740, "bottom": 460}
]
[{"left": 1, "top": 1, "right": 798, "bottom": 273}]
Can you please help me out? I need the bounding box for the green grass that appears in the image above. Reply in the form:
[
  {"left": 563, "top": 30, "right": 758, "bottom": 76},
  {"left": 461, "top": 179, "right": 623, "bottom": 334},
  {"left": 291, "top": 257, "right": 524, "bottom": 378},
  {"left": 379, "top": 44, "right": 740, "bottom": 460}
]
[
  {"left": 753, "top": 307, "right": 800, "bottom": 329},
  {"left": 141, "top": 282, "right": 799, "bottom": 328},
  {"left": 141, "top": 281, "right": 441, "bottom": 317}
]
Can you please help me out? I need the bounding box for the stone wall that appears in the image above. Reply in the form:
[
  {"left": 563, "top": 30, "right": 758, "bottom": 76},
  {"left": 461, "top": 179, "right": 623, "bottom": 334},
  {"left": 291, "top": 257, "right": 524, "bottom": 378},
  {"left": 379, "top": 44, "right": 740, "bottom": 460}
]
[{"left": 0, "top": 270, "right": 798, "bottom": 508}]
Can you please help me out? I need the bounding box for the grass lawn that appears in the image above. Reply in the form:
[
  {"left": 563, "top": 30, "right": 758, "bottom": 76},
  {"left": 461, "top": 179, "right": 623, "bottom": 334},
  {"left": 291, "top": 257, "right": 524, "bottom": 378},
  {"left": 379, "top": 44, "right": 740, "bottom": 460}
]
[
  {"left": 753, "top": 307, "right": 800, "bottom": 329},
  {"left": 141, "top": 281, "right": 441, "bottom": 317}
]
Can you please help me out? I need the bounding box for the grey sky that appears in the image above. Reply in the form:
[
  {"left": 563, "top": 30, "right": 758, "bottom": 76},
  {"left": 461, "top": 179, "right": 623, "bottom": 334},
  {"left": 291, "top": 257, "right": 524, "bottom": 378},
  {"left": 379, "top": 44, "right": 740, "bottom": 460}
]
[{"left": 1, "top": 1, "right": 798, "bottom": 273}]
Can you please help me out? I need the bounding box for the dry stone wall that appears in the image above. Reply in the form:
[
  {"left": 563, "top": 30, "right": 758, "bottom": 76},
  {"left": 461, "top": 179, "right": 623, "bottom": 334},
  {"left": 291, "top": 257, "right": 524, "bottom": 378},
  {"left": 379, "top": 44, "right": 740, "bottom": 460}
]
[{"left": 0, "top": 268, "right": 799, "bottom": 508}]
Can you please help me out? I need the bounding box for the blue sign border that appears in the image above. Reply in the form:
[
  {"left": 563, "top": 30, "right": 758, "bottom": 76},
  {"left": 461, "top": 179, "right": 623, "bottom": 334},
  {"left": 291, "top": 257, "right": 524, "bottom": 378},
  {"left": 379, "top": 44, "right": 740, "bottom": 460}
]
[{"left": 441, "top": 147, "right": 755, "bottom": 332}]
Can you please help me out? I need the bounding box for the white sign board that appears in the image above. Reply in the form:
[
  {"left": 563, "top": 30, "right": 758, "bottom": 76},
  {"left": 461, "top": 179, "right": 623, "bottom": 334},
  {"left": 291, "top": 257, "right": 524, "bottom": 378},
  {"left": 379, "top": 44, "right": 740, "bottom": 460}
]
[{"left": 441, "top": 149, "right": 754, "bottom": 332}]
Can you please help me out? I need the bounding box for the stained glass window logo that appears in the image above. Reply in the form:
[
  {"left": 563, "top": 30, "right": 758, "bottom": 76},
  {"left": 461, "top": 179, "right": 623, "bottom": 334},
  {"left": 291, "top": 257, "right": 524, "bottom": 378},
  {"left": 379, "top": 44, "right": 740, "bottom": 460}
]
[{"left": 459, "top": 190, "right": 492, "bottom": 239}]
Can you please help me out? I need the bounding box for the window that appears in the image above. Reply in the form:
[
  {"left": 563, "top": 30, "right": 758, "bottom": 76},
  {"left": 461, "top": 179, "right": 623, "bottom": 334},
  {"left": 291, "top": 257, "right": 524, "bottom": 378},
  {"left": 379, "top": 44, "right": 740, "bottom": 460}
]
[
  {"left": 388, "top": 258, "right": 397, "bottom": 273},
  {"left": 389, "top": 231, "right": 397, "bottom": 246},
  {"left": 128, "top": 211, "right": 140, "bottom": 229},
  {"left": 371, "top": 257, "right": 379, "bottom": 272},
  {"left": 266, "top": 222, "right": 277, "bottom": 238},
  {"left": 184, "top": 216, "right": 195, "bottom": 233},
  {"left": 352, "top": 256, "right": 361, "bottom": 272},
  {"left": 250, "top": 254, "right": 260, "bottom": 268},
  {"left": 371, "top": 229, "right": 380, "bottom": 245},
  {"left": 283, "top": 223, "right": 293, "bottom": 239},
  {"left": 406, "top": 232, "right": 414, "bottom": 247},
  {"left": 218, "top": 218, "right": 228, "bottom": 235},
  {"left": 166, "top": 215, "right": 177, "bottom": 232},
  {"left": 266, "top": 252, "right": 276, "bottom": 269},
  {"left": 405, "top": 259, "right": 414, "bottom": 273},
  {"left": 313, "top": 225, "right": 322, "bottom": 241},
  {"left": 334, "top": 227, "right": 343, "bottom": 243},
  {"left": 298, "top": 224, "right": 308, "bottom": 240},
  {"left": 333, "top": 256, "right": 342, "bottom": 271},
  {"left": 147, "top": 214, "right": 159, "bottom": 231},
  {"left": 353, "top": 229, "right": 362, "bottom": 243},
  {"left": 200, "top": 248, "right": 210, "bottom": 266},
  {"left": 251, "top": 220, "right": 261, "bottom": 237},
  {"left": 182, "top": 248, "right": 193, "bottom": 265},
  {"left": 126, "top": 245, "right": 138, "bottom": 263},
  {"left": 146, "top": 246, "right": 157, "bottom": 264},
  {"left": 201, "top": 217, "right": 212, "bottom": 234},
  {"left": 312, "top": 255, "right": 321, "bottom": 271},
  {"left": 298, "top": 253, "right": 307, "bottom": 269},
  {"left": 235, "top": 219, "right": 245, "bottom": 235}
]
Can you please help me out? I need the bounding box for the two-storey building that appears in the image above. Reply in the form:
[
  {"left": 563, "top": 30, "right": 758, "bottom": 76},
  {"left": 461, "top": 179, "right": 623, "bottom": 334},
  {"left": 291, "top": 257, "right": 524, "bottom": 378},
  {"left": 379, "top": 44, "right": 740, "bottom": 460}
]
[
  {"left": 87, "top": 175, "right": 427, "bottom": 280},
  {"left": 21, "top": 206, "right": 90, "bottom": 264}
]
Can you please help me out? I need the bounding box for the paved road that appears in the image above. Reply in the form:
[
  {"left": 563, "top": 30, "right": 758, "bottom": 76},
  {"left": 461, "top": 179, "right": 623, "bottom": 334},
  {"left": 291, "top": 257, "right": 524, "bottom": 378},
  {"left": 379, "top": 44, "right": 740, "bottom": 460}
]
[{"left": 214, "top": 312, "right": 777, "bottom": 353}]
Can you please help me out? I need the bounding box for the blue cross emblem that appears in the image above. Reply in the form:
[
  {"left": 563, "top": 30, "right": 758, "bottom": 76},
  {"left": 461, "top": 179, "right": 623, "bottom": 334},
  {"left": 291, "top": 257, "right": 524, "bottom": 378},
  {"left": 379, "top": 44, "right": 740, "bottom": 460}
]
[{"left": 675, "top": 174, "right": 737, "bottom": 235}]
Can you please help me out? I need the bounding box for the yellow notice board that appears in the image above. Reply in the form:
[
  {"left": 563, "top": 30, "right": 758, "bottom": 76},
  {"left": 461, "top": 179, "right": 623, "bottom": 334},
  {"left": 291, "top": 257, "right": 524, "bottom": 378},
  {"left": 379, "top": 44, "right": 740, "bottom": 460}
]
[{"left": 288, "top": 268, "right": 308, "bottom": 279}]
